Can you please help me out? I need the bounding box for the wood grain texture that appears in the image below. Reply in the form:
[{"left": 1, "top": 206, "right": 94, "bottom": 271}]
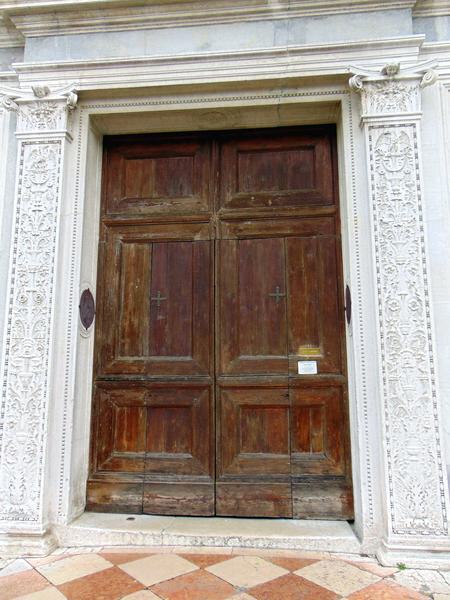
[{"left": 88, "top": 126, "right": 353, "bottom": 519}]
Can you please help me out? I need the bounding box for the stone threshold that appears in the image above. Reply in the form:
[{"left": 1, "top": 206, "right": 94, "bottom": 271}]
[{"left": 55, "top": 512, "right": 361, "bottom": 554}]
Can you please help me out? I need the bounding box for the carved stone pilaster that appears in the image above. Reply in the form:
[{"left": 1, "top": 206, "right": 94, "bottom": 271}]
[
  {"left": 350, "top": 64, "right": 449, "bottom": 542},
  {"left": 0, "top": 84, "right": 77, "bottom": 527}
]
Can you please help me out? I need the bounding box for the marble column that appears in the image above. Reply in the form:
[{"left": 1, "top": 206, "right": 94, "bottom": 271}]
[
  {"left": 0, "top": 84, "right": 77, "bottom": 554},
  {"left": 350, "top": 64, "right": 450, "bottom": 564}
]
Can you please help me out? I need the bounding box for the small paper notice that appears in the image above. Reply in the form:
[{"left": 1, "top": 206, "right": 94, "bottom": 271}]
[{"left": 298, "top": 360, "right": 318, "bottom": 375}]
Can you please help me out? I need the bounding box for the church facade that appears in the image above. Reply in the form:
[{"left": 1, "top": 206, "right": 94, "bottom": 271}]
[{"left": 0, "top": 0, "right": 449, "bottom": 566}]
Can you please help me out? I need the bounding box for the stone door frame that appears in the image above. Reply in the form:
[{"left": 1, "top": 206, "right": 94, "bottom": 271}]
[{"left": 0, "top": 69, "right": 448, "bottom": 565}]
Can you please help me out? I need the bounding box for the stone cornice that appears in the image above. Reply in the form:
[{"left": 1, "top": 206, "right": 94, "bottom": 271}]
[
  {"left": 413, "top": 0, "right": 450, "bottom": 17},
  {"left": 0, "top": 15, "right": 22, "bottom": 47},
  {"left": 0, "top": 0, "right": 418, "bottom": 38},
  {"left": 10, "top": 36, "right": 424, "bottom": 92}
]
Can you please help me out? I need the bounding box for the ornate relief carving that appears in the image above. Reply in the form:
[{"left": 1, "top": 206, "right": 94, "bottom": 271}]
[
  {"left": 0, "top": 84, "right": 78, "bottom": 134},
  {"left": 351, "top": 64, "right": 448, "bottom": 536},
  {"left": 0, "top": 84, "right": 77, "bottom": 523},
  {"left": 364, "top": 80, "right": 419, "bottom": 115},
  {"left": 349, "top": 65, "right": 438, "bottom": 117},
  {"left": 18, "top": 101, "right": 65, "bottom": 131},
  {"left": 0, "top": 141, "right": 62, "bottom": 521},
  {"left": 370, "top": 124, "right": 447, "bottom": 534}
]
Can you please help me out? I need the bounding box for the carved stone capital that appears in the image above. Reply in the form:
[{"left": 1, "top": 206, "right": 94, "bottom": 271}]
[
  {"left": 0, "top": 83, "right": 78, "bottom": 135},
  {"left": 348, "top": 62, "right": 437, "bottom": 120}
]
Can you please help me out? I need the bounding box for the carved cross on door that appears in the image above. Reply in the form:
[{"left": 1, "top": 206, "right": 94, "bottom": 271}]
[
  {"left": 268, "top": 285, "right": 286, "bottom": 304},
  {"left": 151, "top": 290, "right": 167, "bottom": 309}
]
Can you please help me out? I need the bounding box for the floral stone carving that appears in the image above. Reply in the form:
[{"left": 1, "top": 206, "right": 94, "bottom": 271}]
[
  {"left": 0, "top": 86, "right": 76, "bottom": 524},
  {"left": 351, "top": 65, "right": 448, "bottom": 537}
]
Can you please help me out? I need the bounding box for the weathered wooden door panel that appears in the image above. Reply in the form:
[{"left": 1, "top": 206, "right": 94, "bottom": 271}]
[
  {"left": 87, "top": 382, "right": 214, "bottom": 515},
  {"left": 218, "top": 237, "right": 288, "bottom": 375},
  {"left": 289, "top": 382, "right": 353, "bottom": 519},
  {"left": 219, "top": 130, "right": 335, "bottom": 211},
  {"left": 87, "top": 384, "right": 145, "bottom": 513},
  {"left": 290, "top": 383, "right": 347, "bottom": 476},
  {"left": 89, "top": 126, "right": 354, "bottom": 520},
  {"left": 218, "top": 384, "right": 291, "bottom": 476},
  {"left": 286, "top": 235, "right": 342, "bottom": 374},
  {"left": 103, "top": 136, "right": 211, "bottom": 216},
  {"left": 97, "top": 224, "right": 212, "bottom": 377},
  {"left": 143, "top": 384, "right": 214, "bottom": 516},
  {"left": 215, "top": 381, "right": 292, "bottom": 517}
]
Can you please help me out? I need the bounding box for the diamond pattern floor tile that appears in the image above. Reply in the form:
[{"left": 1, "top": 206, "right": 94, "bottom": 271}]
[
  {"left": 346, "top": 578, "right": 429, "bottom": 599},
  {"left": 296, "top": 559, "right": 380, "bottom": 596},
  {"left": 1, "top": 546, "right": 446, "bottom": 600},
  {"left": 57, "top": 565, "right": 144, "bottom": 600},
  {"left": 249, "top": 573, "right": 340, "bottom": 599},
  {"left": 0, "top": 570, "right": 50, "bottom": 600},
  {"left": 121, "top": 591, "right": 163, "bottom": 600},
  {"left": 151, "top": 569, "right": 237, "bottom": 599},
  {"left": 119, "top": 553, "right": 198, "bottom": 587},
  {"left": 349, "top": 561, "right": 399, "bottom": 578},
  {"left": 206, "top": 555, "right": 288, "bottom": 588},
  {"left": 0, "top": 559, "right": 33, "bottom": 578},
  {"left": 265, "top": 557, "right": 318, "bottom": 572},
  {"left": 16, "top": 587, "right": 67, "bottom": 600},
  {"left": 99, "top": 552, "right": 154, "bottom": 565},
  {"left": 179, "top": 553, "right": 231, "bottom": 568},
  {"left": 35, "top": 553, "right": 113, "bottom": 585}
]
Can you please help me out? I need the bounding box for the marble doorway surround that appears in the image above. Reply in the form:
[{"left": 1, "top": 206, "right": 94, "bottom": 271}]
[{"left": 0, "top": 51, "right": 449, "bottom": 567}]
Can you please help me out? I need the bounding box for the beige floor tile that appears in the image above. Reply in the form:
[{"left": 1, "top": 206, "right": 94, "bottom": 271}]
[
  {"left": 121, "top": 592, "right": 162, "bottom": 600},
  {"left": 231, "top": 548, "right": 330, "bottom": 559},
  {"left": 119, "top": 553, "right": 198, "bottom": 587},
  {"left": 350, "top": 561, "right": 398, "bottom": 577},
  {"left": 395, "top": 569, "right": 450, "bottom": 595},
  {"left": 434, "top": 594, "right": 450, "bottom": 600},
  {"left": 35, "top": 553, "right": 113, "bottom": 585},
  {"left": 16, "top": 587, "right": 67, "bottom": 599},
  {"left": 226, "top": 594, "right": 257, "bottom": 600},
  {"left": 295, "top": 559, "right": 379, "bottom": 596},
  {"left": 27, "top": 555, "right": 67, "bottom": 568},
  {"left": 0, "top": 559, "right": 33, "bottom": 578},
  {"left": 102, "top": 546, "right": 173, "bottom": 554},
  {"left": 171, "top": 546, "right": 233, "bottom": 555},
  {"left": 206, "top": 555, "right": 288, "bottom": 588}
]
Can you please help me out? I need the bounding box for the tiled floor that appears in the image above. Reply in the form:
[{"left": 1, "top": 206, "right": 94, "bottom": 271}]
[{"left": 0, "top": 546, "right": 449, "bottom": 599}]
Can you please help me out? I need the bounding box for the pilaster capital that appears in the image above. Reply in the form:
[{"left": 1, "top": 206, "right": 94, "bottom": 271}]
[
  {"left": 0, "top": 82, "right": 78, "bottom": 137},
  {"left": 348, "top": 62, "right": 438, "bottom": 122}
]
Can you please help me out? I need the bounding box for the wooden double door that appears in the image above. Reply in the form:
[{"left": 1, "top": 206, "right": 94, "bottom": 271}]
[{"left": 87, "top": 126, "right": 354, "bottom": 519}]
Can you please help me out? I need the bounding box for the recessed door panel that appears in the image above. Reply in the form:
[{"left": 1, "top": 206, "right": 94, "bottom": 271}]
[
  {"left": 97, "top": 225, "right": 212, "bottom": 377},
  {"left": 286, "top": 235, "right": 342, "bottom": 374},
  {"left": 219, "top": 237, "right": 288, "bottom": 375},
  {"left": 104, "top": 136, "right": 211, "bottom": 215},
  {"left": 143, "top": 385, "right": 214, "bottom": 516},
  {"left": 219, "top": 130, "right": 335, "bottom": 210}
]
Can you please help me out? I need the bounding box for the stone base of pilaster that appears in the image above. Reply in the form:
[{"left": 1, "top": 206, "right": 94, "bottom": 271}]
[
  {"left": 377, "top": 537, "right": 450, "bottom": 569},
  {"left": 0, "top": 530, "right": 57, "bottom": 557}
]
